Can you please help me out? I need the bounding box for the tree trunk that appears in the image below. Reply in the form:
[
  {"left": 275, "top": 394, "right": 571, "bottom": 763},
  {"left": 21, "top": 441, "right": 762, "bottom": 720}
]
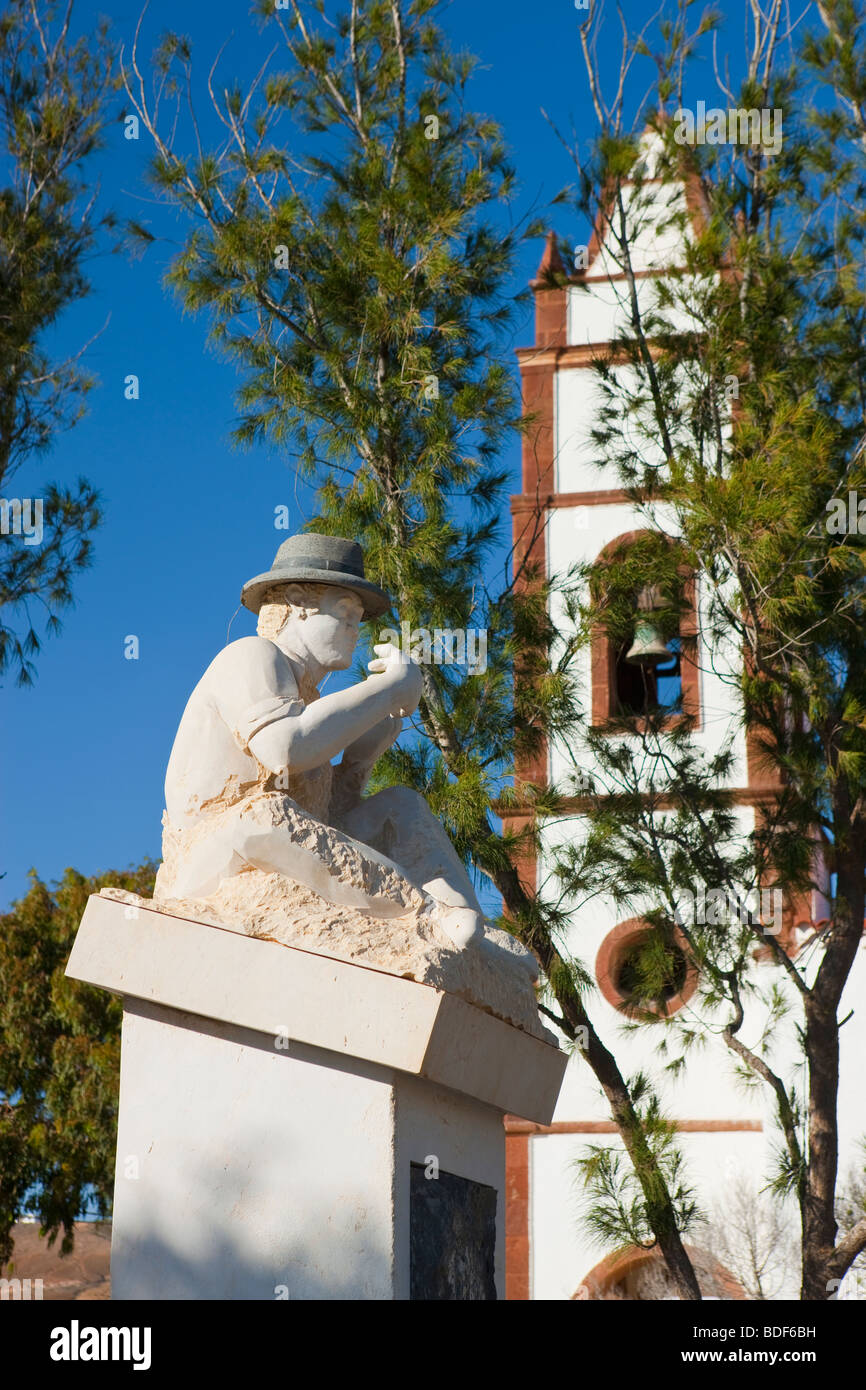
[
  {"left": 801, "top": 991, "right": 841, "bottom": 1300},
  {"left": 800, "top": 846, "right": 866, "bottom": 1299},
  {"left": 584, "top": 1016, "right": 704, "bottom": 1301},
  {"left": 494, "top": 857, "right": 703, "bottom": 1300}
]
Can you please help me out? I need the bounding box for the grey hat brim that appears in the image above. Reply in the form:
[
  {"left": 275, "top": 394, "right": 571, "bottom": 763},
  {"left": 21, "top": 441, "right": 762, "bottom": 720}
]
[{"left": 241, "top": 565, "right": 391, "bottom": 619}]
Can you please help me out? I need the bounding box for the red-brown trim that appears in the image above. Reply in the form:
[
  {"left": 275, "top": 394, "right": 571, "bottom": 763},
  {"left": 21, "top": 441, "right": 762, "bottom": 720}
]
[
  {"left": 515, "top": 341, "right": 666, "bottom": 371},
  {"left": 545, "top": 788, "right": 784, "bottom": 813},
  {"left": 742, "top": 645, "right": 784, "bottom": 794},
  {"left": 496, "top": 787, "right": 789, "bottom": 819},
  {"left": 745, "top": 719, "right": 784, "bottom": 793},
  {"left": 533, "top": 283, "right": 567, "bottom": 351},
  {"left": 511, "top": 488, "right": 637, "bottom": 514},
  {"left": 748, "top": 803, "right": 818, "bottom": 959},
  {"left": 595, "top": 915, "right": 699, "bottom": 1019},
  {"left": 581, "top": 264, "right": 694, "bottom": 285},
  {"left": 504, "top": 1117, "right": 763, "bottom": 1135},
  {"left": 512, "top": 240, "right": 562, "bottom": 799},
  {"left": 505, "top": 1131, "right": 530, "bottom": 1301}
]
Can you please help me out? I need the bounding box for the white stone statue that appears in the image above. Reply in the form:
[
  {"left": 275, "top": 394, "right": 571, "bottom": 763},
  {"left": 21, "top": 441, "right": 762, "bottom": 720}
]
[{"left": 151, "top": 534, "right": 537, "bottom": 988}]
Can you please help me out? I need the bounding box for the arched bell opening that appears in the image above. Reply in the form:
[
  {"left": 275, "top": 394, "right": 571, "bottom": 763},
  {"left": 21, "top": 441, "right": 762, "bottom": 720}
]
[{"left": 590, "top": 531, "right": 699, "bottom": 729}]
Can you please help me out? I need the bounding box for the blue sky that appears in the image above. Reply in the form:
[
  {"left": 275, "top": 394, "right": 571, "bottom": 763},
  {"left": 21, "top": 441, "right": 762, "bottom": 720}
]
[{"left": 0, "top": 0, "right": 709, "bottom": 908}]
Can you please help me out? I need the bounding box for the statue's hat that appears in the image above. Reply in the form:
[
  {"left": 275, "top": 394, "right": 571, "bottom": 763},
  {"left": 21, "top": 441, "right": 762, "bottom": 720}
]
[{"left": 241, "top": 532, "right": 391, "bottom": 619}]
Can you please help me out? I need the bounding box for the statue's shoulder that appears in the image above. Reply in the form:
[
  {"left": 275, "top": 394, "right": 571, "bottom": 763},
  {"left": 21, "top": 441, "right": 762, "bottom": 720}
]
[
  {"left": 211, "top": 636, "right": 287, "bottom": 668},
  {"left": 203, "top": 637, "right": 298, "bottom": 694}
]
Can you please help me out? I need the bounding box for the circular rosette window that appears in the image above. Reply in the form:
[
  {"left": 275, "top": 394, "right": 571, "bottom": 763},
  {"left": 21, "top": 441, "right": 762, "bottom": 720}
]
[{"left": 595, "top": 916, "right": 698, "bottom": 1019}]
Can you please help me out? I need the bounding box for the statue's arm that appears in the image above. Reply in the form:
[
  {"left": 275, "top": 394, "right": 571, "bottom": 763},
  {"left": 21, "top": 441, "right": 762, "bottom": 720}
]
[
  {"left": 330, "top": 714, "right": 403, "bottom": 816},
  {"left": 249, "top": 644, "right": 420, "bottom": 775}
]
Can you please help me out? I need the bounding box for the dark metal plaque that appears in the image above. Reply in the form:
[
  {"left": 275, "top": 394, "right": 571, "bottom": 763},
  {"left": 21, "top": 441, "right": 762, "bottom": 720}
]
[{"left": 409, "top": 1162, "right": 497, "bottom": 1300}]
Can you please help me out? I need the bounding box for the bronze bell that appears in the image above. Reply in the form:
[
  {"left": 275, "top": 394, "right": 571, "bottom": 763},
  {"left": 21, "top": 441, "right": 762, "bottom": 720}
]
[{"left": 625, "top": 584, "right": 674, "bottom": 667}]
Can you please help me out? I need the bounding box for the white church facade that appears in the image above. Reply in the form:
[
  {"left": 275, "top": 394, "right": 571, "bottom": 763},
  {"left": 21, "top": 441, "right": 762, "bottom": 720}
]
[{"left": 504, "top": 137, "right": 866, "bottom": 1301}]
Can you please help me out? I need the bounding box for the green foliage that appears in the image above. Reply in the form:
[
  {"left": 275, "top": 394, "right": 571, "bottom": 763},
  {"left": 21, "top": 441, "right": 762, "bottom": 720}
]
[
  {"left": 0, "top": 1, "right": 116, "bottom": 684},
  {"left": 576, "top": 1086, "right": 699, "bottom": 1250},
  {"left": 0, "top": 861, "right": 156, "bottom": 1264}
]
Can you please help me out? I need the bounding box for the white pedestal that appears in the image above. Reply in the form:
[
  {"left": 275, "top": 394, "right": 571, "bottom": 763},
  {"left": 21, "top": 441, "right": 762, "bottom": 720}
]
[{"left": 67, "top": 895, "right": 567, "bottom": 1301}]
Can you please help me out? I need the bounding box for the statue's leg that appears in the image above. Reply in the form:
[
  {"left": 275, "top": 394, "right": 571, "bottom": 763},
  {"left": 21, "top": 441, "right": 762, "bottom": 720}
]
[
  {"left": 164, "top": 794, "right": 536, "bottom": 976},
  {"left": 339, "top": 786, "right": 481, "bottom": 902},
  {"left": 338, "top": 786, "right": 501, "bottom": 953},
  {"left": 163, "top": 804, "right": 420, "bottom": 919},
  {"left": 237, "top": 826, "right": 420, "bottom": 919}
]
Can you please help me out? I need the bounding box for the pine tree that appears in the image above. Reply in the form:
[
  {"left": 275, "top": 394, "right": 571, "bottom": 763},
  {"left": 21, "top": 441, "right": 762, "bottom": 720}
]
[{"left": 0, "top": 0, "right": 115, "bottom": 685}]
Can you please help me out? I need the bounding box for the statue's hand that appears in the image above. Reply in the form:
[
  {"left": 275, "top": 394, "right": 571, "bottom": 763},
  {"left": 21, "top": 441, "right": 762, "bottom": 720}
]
[{"left": 368, "top": 642, "right": 423, "bottom": 717}]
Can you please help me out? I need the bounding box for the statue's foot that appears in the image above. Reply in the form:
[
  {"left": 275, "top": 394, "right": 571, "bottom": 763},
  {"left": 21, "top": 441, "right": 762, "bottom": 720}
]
[
  {"left": 436, "top": 904, "right": 539, "bottom": 982},
  {"left": 438, "top": 905, "right": 485, "bottom": 949}
]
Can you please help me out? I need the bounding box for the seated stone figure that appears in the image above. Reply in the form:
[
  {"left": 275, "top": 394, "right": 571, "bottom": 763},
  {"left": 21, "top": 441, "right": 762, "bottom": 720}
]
[{"left": 153, "top": 533, "right": 537, "bottom": 984}]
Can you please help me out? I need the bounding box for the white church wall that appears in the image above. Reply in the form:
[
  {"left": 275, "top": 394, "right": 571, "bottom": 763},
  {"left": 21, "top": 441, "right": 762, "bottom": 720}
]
[
  {"left": 555, "top": 363, "right": 669, "bottom": 492},
  {"left": 537, "top": 803, "right": 767, "bottom": 1127},
  {"left": 567, "top": 273, "right": 703, "bottom": 349},
  {"left": 529, "top": 1128, "right": 768, "bottom": 1301},
  {"left": 530, "top": 815, "right": 866, "bottom": 1299},
  {"left": 838, "top": 946, "right": 866, "bottom": 1156},
  {"left": 555, "top": 349, "right": 724, "bottom": 494},
  {"left": 578, "top": 179, "right": 690, "bottom": 283}
]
